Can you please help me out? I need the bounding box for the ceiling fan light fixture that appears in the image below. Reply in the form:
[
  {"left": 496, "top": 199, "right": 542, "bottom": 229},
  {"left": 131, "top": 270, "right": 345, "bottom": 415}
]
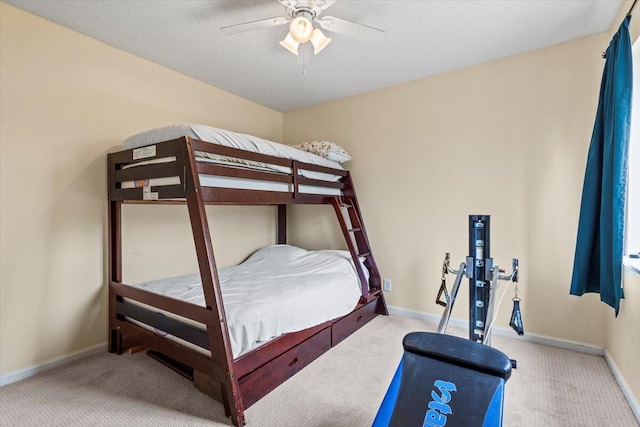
[
  {"left": 279, "top": 32, "right": 299, "bottom": 55},
  {"left": 289, "top": 16, "right": 314, "bottom": 43},
  {"left": 310, "top": 28, "right": 331, "bottom": 54}
]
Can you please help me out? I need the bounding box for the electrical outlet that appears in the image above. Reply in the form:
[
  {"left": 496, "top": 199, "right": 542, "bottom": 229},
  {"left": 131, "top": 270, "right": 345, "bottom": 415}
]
[{"left": 383, "top": 278, "right": 392, "bottom": 292}]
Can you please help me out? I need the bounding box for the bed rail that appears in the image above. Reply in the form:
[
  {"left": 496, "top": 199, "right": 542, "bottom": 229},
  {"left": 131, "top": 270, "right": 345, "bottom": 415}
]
[
  {"left": 107, "top": 137, "right": 348, "bottom": 205},
  {"left": 108, "top": 138, "right": 188, "bottom": 201}
]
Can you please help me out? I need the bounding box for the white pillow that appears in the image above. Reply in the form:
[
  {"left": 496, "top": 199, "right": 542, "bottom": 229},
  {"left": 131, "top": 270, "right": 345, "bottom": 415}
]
[{"left": 293, "top": 140, "right": 352, "bottom": 163}]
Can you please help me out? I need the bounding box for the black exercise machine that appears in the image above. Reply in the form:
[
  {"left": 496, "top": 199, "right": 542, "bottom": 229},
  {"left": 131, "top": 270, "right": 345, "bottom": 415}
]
[{"left": 373, "top": 216, "right": 524, "bottom": 427}]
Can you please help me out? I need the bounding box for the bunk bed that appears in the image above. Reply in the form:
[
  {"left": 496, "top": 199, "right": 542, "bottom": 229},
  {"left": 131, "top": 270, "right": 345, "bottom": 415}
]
[{"left": 108, "top": 124, "right": 388, "bottom": 426}]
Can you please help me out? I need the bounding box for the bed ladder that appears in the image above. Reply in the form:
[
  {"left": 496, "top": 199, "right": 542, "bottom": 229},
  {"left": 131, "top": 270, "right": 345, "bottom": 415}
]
[{"left": 331, "top": 195, "right": 383, "bottom": 305}]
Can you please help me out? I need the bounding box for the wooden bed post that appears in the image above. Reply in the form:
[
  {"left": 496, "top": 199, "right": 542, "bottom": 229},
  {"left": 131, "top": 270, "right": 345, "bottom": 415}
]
[
  {"left": 277, "top": 204, "right": 287, "bottom": 245},
  {"left": 182, "top": 138, "right": 245, "bottom": 426},
  {"left": 108, "top": 200, "right": 123, "bottom": 354},
  {"left": 108, "top": 152, "right": 123, "bottom": 354}
]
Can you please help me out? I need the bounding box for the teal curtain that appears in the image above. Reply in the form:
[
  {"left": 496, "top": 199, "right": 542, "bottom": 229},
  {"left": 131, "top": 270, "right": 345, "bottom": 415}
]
[{"left": 570, "top": 16, "right": 633, "bottom": 316}]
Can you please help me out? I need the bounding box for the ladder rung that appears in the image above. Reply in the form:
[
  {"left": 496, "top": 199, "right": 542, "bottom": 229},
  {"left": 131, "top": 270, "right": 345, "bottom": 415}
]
[
  {"left": 358, "top": 252, "right": 371, "bottom": 257},
  {"left": 347, "top": 228, "right": 362, "bottom": 232}
]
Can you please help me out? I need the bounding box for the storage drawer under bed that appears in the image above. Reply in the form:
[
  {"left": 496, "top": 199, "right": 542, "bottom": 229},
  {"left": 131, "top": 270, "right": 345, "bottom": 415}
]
[
  {"left": 238, "top": 327, "right": 332, "bottom": 408},
  {"left": 331, "top": 297, "right": 380, "bottom": 346}
]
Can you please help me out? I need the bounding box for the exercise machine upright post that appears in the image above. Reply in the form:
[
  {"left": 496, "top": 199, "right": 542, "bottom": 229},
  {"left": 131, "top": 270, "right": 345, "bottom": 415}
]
[
  {"left": 470, "top": 215, "right": 490, "bottom": 343},
  {"left": 436, "top": 215, "right": 521, "bottom": 347}
]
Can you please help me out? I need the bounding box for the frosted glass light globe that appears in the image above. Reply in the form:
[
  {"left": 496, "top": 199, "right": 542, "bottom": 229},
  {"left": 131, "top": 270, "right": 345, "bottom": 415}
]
[{"left": 289, "top": 16, "right": 313, "bottom": 43}]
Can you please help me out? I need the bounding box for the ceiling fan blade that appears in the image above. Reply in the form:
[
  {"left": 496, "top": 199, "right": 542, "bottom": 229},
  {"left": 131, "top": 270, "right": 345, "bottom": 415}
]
[
  {"left": 317, "top": 16, "right": 384, "bottom": 43},
  {"left": 221, "top": 17, "right": 289, "bottom": 35}
]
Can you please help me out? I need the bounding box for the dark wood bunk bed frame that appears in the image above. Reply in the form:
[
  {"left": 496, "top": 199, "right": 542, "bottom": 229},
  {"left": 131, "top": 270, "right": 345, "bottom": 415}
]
[{"left": 107, "top": 136, "right": 388, "bottom": 426}]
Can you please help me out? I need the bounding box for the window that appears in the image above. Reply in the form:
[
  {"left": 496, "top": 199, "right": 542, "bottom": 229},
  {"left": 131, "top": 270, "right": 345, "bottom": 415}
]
[{"left": 625, "top": 36, "right": 640, "bottom": 273}]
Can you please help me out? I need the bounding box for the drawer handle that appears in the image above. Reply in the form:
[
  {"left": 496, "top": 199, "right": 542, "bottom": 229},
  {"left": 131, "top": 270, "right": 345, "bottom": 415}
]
[
  {"left": 357, "top": 315, "right": 363, "bottom": 323},
  {"left": 288, "top": 357, "right": 298, "bottom": 367}
]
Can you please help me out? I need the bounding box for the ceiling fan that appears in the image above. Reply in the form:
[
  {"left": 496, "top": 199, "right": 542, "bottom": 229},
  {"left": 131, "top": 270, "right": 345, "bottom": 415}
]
[{"left": 220, "top": 0, "right": 385, "bottom": 56}]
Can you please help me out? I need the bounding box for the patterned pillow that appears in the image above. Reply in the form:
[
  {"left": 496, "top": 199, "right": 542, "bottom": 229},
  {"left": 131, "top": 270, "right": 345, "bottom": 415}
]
[{"left": 293, "top": 140, "right": 352, "bottom": 163}]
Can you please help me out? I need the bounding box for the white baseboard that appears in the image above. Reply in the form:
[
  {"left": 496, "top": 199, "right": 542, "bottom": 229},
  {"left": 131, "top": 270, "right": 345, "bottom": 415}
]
[
  {"left": 387, "top": 305, "right": 605, "bottom": 355},
  {"left": 0, "top": 341, "right": 108, "bottom": 387},
  {"left": 604, "top": 349, "right": 640, "bottom": 424}
]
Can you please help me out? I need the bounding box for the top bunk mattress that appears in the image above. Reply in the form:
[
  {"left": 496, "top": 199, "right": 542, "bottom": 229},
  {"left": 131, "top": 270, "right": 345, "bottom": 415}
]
[
  {"left": 129, "top": 245, "right": 364, "bottom": 358},
  {"left": 123, "top": 124, "right": 344, "bottom": 175}
]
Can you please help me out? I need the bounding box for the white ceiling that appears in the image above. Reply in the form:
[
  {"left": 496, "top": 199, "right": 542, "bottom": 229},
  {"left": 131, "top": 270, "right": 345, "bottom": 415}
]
[{"left": 5, "top": 0, "right": 623, "bottom": 112}]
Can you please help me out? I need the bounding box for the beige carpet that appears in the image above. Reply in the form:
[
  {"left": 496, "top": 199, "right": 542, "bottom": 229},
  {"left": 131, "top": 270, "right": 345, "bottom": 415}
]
[{"left": 1, "top": 315, "right": 637, "bottom": 426}]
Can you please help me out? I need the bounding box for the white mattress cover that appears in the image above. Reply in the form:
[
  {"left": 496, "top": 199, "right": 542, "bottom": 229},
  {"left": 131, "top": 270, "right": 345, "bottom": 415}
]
[
  {"left": 121, "top": 175, "right": 341, "bottom": 195},
  {"left": 122, "top": 124, "right": 344, "bottom": 173},
  {"left": 131, "top": 245, "right": 364, "bottom": 357}
]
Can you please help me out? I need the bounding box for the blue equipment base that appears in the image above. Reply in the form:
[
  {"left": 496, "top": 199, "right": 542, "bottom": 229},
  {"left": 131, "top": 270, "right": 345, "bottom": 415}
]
[{"left": 373, "top": 332, "right": 512, "bottom": 427}]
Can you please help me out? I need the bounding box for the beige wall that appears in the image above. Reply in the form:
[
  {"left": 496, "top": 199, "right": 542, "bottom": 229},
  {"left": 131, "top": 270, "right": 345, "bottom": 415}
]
[
  {"left": 284, "top": 33, "right": 613, "bottom": 347},
  {"left": 606, "top": 269, "right": 640, "bottom": 409},
  {"left": 285, "top": 3, "right": 640, "bottom": 406},
  {"left": 0, "top": 4, "right": 282, "bottom": 376}
]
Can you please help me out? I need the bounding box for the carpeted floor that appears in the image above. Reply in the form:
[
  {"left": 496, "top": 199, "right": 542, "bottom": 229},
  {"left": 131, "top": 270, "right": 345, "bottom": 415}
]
[{"left": 1, "top": 315, "right": 637, "bottom": 426}]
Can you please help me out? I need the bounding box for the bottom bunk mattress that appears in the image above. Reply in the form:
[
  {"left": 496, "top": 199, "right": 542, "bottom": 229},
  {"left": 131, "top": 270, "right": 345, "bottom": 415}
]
[{"left": 125, "top": 245, "right": 366, "bottom": 358}]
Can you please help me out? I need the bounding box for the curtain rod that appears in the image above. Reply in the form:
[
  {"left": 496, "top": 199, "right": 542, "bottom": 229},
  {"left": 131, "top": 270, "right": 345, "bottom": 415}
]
[{"left": 602, "top": 0, "right": 637, "bottom": 58}]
